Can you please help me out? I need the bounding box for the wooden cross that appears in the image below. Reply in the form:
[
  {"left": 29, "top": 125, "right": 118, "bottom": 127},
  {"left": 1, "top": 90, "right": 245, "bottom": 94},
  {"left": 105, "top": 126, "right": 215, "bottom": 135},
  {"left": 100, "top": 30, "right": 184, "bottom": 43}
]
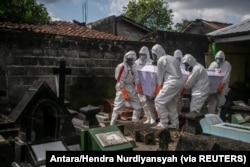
[{"left": 53, "top": 60, "right": 71, "bottom": 103}]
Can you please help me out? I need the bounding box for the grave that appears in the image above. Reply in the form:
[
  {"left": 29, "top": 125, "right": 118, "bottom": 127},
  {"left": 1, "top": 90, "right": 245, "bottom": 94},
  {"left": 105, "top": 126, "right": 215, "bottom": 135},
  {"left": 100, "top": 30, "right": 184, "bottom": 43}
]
[
  {"left": 17, "top": 140, "right": 68, "bottom": 167},
  {"left": 231, "top": 113, "right": 250, "bottom": 126},
  {"left": 183, "top": 112, "right": 205, "bottom": 134},
  {"left": 5, "top": 80, "right": 80, "bottom": 166},
  {"left": 79, "top": 105, "right": 101, "bottom": 128},
  {"left": 0, "top": 114, "right": 19, "bottom": 141},
  {"left": 220, "top": 100, "right": 250, "bottom": 122},
  {"left": 80, "top": 125, "right": 133, "bottom": 151},
  {"left": 0, "top": 134, "right": 14, "bottom": 167},
  {"left": 8, "top": 81, "right": 76, "bottom": 142},
  {"left": 200, "top": 114, "right": 250, "bottom": 143},
  {"left": 176, "top": 113, "right": 250, "bottom": 150}
]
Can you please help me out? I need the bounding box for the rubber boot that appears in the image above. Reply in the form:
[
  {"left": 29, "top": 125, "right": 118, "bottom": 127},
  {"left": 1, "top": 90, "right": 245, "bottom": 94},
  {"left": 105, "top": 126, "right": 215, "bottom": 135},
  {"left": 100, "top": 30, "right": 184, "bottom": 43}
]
[
  {"left": 150, "top": 117, "right": 156, "bottom": 124},
  {"left": 148, "top": 110, "right": 156, "bottom": 124},
  {"left": 143, "top": 110, "right": 150, "bottom": 124},
  {"left": 132, "top": 109, "right": 142, "bottom": 123},
  {"left": 110, "top": 112, "right": 119, "bottom": 125}
]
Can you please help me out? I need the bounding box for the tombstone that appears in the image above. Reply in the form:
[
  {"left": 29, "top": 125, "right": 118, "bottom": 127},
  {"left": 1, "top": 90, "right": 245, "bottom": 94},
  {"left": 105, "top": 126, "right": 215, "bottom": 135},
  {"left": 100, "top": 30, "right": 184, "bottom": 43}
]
[
  {"left": 157, "top": 129, "right": 171, "bottom": 151},
  {"left": 231, "top": 113, "right": 250, "bottom": 126},
  {"left": 8, "top": 80, "right": 75, "bottom": 142},
  {"left": 221, "top": 101, "right": 250, "bottom": 123},
  {"left": 22, "top": 140, "right": 68, "bottom": 167},
  {"left": 176, "top": 113, "right": 250, "bottom": 150},
  {"left": 200, "top": 113, "right": 250, "bottom": 143},
  {"left": 183, "top": 112, "right": 205, "bottom": 134},
  {"left": 0, "top": 115, "right": 19, "bottom": 140},
  {"left": 0, "top": 134, "right": 14, "bottom": 167},
  {"left": 80, "top": 125, "right": 133, "bottom": 151},
  {"left": 79, "top": 105, "right": 101, "bottom": 128}
]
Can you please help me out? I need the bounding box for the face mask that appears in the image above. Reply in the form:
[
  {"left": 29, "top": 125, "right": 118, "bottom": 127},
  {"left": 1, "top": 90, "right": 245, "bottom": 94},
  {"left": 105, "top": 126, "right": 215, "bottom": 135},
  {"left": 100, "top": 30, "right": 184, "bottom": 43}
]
[
  {"left": 127, "top": 58, "right": 134, "bottom": 66},
  {"left": 216, "top": 58, "right": 223, "bottom": 68},
  {"left": 187, "top": 66, "right": 193, "bottom": 72},
  {"left": 140, "top": 54, "right": 146, "bottom": 61},
  {"left": 184, "top": 62, "right": 193, "bottom": 72},
  {"left": 152, "top": 53, "right": 157, "bottom": 65},
  {"left": 176, "top": 57, "right": 181, "bottom": 63}
]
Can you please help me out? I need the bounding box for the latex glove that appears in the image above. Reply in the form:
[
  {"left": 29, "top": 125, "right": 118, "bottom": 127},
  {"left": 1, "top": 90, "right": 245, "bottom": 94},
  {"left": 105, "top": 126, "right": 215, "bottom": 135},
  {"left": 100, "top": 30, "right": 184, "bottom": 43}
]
[
  {"left": 217, "top": 83, "right": 224, "bottom": 93},
  {"left": 136, "top": 83, "right": 144, "bottom": 95},
  {"left": 154, "top": 85, "right": 162, "bottom": 96},
  {"left": 180, "top": 87, "right": 186, "bottom": 96},
  {"left": 120, "top": 87, "right": 130, "bottom": 101}
]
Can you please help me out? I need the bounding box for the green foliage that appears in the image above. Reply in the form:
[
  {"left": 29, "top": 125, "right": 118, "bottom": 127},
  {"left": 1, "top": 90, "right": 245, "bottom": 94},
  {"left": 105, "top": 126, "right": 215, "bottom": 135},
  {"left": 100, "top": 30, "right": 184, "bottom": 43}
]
[
  {"left": 123, "top": 0, "right": 173, "bottom": 31},
  {"left": 0, "top": 0, "right": 51, "bottom": 24},
  {"left": 173, "top": 19, "right": 191, "bottom": 32}
]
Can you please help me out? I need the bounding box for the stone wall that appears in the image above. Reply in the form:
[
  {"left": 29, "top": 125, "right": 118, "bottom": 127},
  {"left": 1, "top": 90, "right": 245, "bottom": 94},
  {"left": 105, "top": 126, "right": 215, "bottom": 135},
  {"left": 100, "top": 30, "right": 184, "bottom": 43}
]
[
  {"left": 0, "top": 30, "right": 209, "bottom": 111},
  {"left": 0, "top": 30, "right": 150, "bottom": 110},
  {"left": 142, "top": 31, "right": 209, "bottom": 66}
]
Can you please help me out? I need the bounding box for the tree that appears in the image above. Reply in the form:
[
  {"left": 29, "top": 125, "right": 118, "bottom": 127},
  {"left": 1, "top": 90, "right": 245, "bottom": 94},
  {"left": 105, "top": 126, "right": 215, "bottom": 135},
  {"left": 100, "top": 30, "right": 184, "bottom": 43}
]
[
  {"left": 174, "top": 19, "right": 191, "bottom": 32},
  {"left": 123, "top": 0, "right": 173, "bottom": 31},
  {"left": 0, "top": 0, "right": 51, "bottom": 24}
]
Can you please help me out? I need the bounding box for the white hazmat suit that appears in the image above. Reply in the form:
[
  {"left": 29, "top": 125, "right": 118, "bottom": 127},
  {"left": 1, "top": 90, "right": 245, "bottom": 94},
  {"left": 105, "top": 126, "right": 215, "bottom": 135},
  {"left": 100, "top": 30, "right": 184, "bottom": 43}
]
[
  {"left": 207, "top": 50, "right": 232, "bottom": 114},
  {"left": 135, "top": 46, "right": 156, "bottom": 124},
  {"left": 154, "top": 54, "right": 184, "bottom": 129},
  {"left": 173, "top": 49, "right": 185, "bottom": 114},
  {"left": 182, "top": 54, "right": 210, "bottom": 113},
  {"left": 110, "top": 51, "right": 142, "bottom": 125},
  {"left": 151, "top": 44, "right": 166, "bottom": 65},
  {"left": 174, "top": 49, "right": 185, "bottom": 72}
]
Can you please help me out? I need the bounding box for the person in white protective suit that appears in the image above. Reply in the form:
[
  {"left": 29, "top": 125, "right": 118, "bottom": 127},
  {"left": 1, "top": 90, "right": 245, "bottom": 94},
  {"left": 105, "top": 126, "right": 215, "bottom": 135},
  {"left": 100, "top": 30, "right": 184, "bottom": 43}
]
[
  {"left": 153, "top": 50, "right": 184, "bottom": 129},
  {"left": 151, "top": 44, "right": 166, "bottom": 66},
  {"left": 207, "top": 50, "right": 232, "bottom": 114},
  {"left": 173, "top": 49, "right": 185, "bottom": 114},
  {"left": 181, "top": 54, "right": 210, "bottom": 114},
  {"left": 173, "top": 49, "right": 185, "bottom": 72},
  {"left": 135, "top": 46, "right": 156, "bottom": 124},
  {"left": 110, "top": 50, "right": 143, "bottom": 125}
]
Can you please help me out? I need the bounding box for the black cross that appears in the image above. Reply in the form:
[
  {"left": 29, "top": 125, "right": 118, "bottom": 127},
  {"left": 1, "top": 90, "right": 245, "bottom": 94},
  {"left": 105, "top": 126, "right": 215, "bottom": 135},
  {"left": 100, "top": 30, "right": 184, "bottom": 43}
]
[{"left": 53, "top": 60, "right": 71, "bottom": 103}]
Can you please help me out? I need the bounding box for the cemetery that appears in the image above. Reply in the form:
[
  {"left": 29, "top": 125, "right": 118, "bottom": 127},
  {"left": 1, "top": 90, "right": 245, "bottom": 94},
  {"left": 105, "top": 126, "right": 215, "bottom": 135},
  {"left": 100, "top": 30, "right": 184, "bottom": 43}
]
[
  {"left": 0, "top": 19, "right": 250, "bottom": 167},
  {"left": 0, "top": 59, "right": 250, "bottom": 167}
]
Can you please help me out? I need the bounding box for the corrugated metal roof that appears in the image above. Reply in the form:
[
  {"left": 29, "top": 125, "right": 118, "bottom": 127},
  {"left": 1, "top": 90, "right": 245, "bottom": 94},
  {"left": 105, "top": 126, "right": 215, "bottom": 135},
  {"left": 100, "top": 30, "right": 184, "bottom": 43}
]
[
  {"left": 207, "top": 18, "right": 250, "bottom": 36},
  {"left": 181, "top": 19, "right": 231, "bottom": 34},
  {"left": 202, "top": 20, "right": 231, "bottom": 30},
  {"left": 0, "top": 21, "right": 130, "bottom": 41}
]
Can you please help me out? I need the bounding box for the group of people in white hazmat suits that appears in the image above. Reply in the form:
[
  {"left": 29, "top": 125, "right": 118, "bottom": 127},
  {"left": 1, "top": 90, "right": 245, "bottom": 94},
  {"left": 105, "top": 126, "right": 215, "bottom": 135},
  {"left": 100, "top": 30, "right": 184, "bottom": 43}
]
[{"left": 110, "top": 43, "right": 231, "bottom": 130}]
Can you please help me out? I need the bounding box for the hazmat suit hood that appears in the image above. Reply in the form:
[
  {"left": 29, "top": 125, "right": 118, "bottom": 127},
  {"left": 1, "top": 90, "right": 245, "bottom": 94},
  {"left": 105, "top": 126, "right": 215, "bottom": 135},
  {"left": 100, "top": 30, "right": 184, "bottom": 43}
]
[
  {"left": 151, "top": 44, "right": 165, "bottom": 65},
  {"left": 123, "top": 50, "right": 136, "bottom": 67},
  {"left": 215, "top": 50, "right": 225, "bottom": 67},
  {"left": 182, "top": 54, "right": 197, "bottom": 72},
  {"left": 138, "top": 46, "right": 152, "bottom": 65},
  {"left": 173, "top": 49, "right": 183, "bottom": 65},
  {"left": 151, "top": 44, "right": 165, "bottom": 59},
  {"left": 215, "top": 50, "right": 225, "bottom": 62},
  {"left": 182, "top": 54, "right": 196, "bottom": 67}
]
